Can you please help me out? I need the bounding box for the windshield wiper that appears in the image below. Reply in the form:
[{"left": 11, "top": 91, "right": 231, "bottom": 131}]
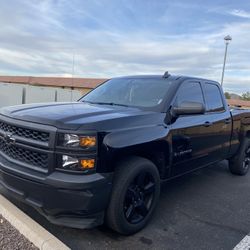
[{"left": 86, "top": 101, "right": 129, "bottom": 107}]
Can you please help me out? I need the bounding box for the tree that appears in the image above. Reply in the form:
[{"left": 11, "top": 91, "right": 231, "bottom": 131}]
[
  {"left": 242, "top": 92, "right": 250, "bottom": 101},
  {"left": 224, "top": 92, "right": 231, "bottom": 99}
]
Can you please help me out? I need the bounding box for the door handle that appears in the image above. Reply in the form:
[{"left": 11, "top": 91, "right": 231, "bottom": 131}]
[
  {"left": 204, "top": 121, "right": 213, "bottom": 127},
  {"left": 224, "top": 119, "right": 231, "bottom": 124}
]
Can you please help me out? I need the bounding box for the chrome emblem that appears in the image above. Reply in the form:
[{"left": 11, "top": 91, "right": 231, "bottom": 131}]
[{"left": 0, "top": 132, "right": 16, "bottom": 145}]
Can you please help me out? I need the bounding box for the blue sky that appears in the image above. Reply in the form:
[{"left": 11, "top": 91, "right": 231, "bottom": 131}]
[{"left": 0, "top": 0, "right": 250, "bottom": 94}]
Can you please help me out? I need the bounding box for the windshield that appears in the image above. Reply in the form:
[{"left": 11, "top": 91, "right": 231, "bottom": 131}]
[{"left": 81, "top": 78, "right": 173, "bottom": 108}]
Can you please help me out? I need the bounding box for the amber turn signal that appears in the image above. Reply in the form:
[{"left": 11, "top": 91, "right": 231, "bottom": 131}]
[
  {"left": 80, "top": 159, "right": 95, "bottom": 169},
  {"left": 79, "top": 136, "right": 96, "bottom": 147}
]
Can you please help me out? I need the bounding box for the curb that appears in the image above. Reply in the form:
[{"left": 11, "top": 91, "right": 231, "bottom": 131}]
[{"left": 0, "top": 195, "right": 70, "bottom": 250}]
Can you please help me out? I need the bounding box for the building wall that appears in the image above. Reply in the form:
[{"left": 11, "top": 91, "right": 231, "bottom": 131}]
[
  {"left": 0, "top": 82, "right": 24, "bottom": 107},
  {"left": 0, "top": 82, "right": 86, "bottom": 108},
  {"left": 227, "top": 99, "right": 250, "bottom": 109}
]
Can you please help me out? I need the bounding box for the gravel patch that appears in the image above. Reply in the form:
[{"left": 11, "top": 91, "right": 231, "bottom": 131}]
[{"left": 0, "top": 214, "right": 38, "bottom": 250}]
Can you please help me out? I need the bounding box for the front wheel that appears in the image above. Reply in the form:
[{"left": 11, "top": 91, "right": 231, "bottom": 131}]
[
  {"left": 229, "top": 139, "right": 250, "bottom": 176},
  {"left": 105, "top": 156, "right": 160, "bottom": 235}
]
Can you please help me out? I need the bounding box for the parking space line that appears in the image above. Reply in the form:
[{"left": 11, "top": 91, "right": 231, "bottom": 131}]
[{"left": 233, "top": 235, "right": 250, "bottom": 250}]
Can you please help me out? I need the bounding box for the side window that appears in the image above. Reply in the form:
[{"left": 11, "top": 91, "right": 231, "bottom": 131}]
[
  {"left": 175, "top": 82, "right": 204, "bottom": 106},
  {"left": 204, "top": 83, "right": 225, "bottom": 112}
]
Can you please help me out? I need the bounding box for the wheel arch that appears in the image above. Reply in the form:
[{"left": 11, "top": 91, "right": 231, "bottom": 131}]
[{"left": 104, "top": 140, "right": 171, "bottom": 179}]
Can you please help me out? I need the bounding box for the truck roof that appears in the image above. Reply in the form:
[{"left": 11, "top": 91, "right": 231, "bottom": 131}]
[{"left": 114, "top": 74, "right": 219, "bottom": 85}]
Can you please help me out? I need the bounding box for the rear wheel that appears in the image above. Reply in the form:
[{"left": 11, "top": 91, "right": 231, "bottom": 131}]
[
  {"left": 229, "top": 139, "right": 250, "bottom": 176},
  {"left": 106, "top": 156, "right": 160, "bottom": 235}
]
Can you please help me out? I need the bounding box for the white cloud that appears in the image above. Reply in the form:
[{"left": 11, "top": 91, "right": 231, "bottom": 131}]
[
  {"left": 0, "top": 1, "right": 249, "bottom": 94},
  {"left": 228, "top": 9, "right": 250, "bottom": 19}
]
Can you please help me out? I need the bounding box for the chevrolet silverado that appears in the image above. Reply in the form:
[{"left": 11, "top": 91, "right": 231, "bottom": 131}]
[{"left": 0, "top": 72, "right": 249, "bottom": 235}]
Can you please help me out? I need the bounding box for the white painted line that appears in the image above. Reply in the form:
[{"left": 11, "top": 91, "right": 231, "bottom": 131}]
[
  {"left": 0, "top": 194, "right": 70, "bottom": 250},
  {"left": 233, "top": 235, "right": 250, "bottom": 250}
]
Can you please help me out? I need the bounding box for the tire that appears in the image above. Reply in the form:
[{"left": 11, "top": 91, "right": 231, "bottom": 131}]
[
  {"left": 229, "top": 139, "right": 250, "bottom": 176},
  {"left": 105, "top": 156, "right": 160, "bottom": 235}
]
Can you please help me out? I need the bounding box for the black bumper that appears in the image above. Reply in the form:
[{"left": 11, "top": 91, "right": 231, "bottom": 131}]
[{"left": 0, "top": 164, "right": 113, "bottom": 229}]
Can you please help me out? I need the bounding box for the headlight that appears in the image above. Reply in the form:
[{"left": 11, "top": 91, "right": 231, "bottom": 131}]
[
  {"left": 62, "top": 155, "right": 78, "bottom": 168},
  {"left": 60, "top": 134, "right": 97, "bottom": 148},
  {"left": 61, "top": 155, "right": 95, "bottom": 172}
]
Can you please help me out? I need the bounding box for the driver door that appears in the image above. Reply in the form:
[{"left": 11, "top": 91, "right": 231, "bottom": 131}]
[{"left": 170, "top": 80, "right": 212, "bottom": 176}]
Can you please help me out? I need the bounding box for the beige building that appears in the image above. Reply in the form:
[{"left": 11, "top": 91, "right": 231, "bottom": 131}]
[
  {"left": 227, "top": 99, "right": 250, "bottom": 109},
  {"left": 0, "top": 76, "right": 107, "bottom": 95}
]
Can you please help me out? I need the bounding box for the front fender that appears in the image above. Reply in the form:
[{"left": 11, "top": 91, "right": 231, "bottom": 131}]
[{"left": 98, "top": 125, "right": 171, "bottom": 173}]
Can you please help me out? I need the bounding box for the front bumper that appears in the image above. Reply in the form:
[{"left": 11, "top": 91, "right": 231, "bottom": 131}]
[{"left": 0, "top": 160, "right": 113, "bottom": 229}]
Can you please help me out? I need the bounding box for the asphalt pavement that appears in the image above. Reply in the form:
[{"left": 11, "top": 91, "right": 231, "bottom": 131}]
[{"left": 11, "top": 161, "right": 250, "bottom": 250}]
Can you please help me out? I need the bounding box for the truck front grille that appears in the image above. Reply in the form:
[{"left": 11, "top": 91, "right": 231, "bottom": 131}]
[
  {"left": 0, "top": 137, "right": 49, "bottom": 170},
  {"left": 0, "top": 116, "right": 55, "bottom": 173},
  {"left": 0, "top": 121, "right": 49, "bottom": 143}
]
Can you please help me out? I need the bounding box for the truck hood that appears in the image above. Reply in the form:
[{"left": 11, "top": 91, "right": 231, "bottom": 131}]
[{"left": 0, "top": 102, "right": 163, "bottom": 130}]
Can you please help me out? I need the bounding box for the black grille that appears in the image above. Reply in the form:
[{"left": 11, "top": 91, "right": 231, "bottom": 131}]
[
  {"left": 0, "top": 121, "right": 49, "bottom": 143},
  {"left": 0, "top": 137, "right": 48, "bottom": 170}
]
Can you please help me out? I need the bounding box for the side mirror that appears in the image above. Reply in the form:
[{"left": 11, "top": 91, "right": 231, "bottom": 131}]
[{"left": 172, "top": 101, "right": 205, "bottom": 116}]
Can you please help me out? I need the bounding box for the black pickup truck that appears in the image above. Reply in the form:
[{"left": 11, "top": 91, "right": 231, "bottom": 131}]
[{"left": 0, "top": 72, "right": 250, "bottom": 235}]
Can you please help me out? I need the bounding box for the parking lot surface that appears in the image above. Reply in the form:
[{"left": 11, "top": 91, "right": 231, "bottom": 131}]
[{"left": 10, "top": 161, "right": 250, "bottom": 250}]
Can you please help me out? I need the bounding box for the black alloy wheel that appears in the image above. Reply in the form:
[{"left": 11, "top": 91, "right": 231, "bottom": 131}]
[
  {"left": 229, "top": 139, "right": 250, "bottom": 176},
  {"left": 124, "top": 171, "right": 156, "bottom": 224},
  {"left": 243, "top": 145, "right": 250, "bottom": 171},
  {"left": 106, "top": 156, "right": 160, "bottom": 235}
]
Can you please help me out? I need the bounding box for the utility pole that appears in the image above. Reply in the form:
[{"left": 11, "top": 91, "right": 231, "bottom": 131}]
[{"left": 221, "top": 35, "right": 232, "bottom": 87}]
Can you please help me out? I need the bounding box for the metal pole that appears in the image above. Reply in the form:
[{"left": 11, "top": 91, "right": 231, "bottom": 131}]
[
  {"left": 221, "top": 42, "right": 229, "bottom": 87},
  {"left": 22, "top": 87, "right": 26, "bottom": 104},
  {"left": 71, "top": 53, "right": 75, "bottom": 101},
  {"left": 54, "top": 89, "right": 58, "bottom": 102}
]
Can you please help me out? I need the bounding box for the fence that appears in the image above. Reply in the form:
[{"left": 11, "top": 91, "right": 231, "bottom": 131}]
[{"left": 0, "top": 82, "right": 83, "bottom": 108}]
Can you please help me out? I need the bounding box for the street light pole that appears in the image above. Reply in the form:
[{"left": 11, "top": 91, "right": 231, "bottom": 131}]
[{"left": 221, "top": 35, "right": 232, "bottom": 87}]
